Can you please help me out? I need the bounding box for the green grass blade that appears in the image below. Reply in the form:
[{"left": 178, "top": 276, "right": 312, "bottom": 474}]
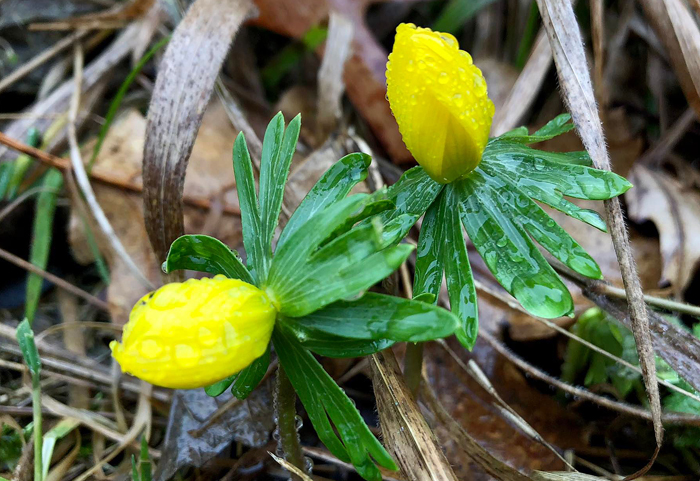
[
  {"left": 89, "top": 36, "right": 170, "bottom": 172},
  {"left": 25, "top": 169, "right": 63, "bottom": 324}
]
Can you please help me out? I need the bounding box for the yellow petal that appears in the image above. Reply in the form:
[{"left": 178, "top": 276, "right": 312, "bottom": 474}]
[
  {"left": 110, "top": 275, "right": 276, "bottom": 389},
  {"left": 386, "top": 23, "right": 495, "bottom": 183}
]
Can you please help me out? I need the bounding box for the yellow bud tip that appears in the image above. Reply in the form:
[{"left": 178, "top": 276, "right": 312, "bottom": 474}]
[
  {"left": 110, "top": 275, "right": 276, "bottom": 389},
  {"left": 386, "top": 23, "right": 495, "bottom": 183}
]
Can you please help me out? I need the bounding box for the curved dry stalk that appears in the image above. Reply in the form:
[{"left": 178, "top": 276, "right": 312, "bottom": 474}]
[
  {"left": 479, "top": 329, "right": 700, "bottom": 426},
  {"left": 142, "top": 0, "right": 256, "bottom": 267},
  {"left": 535, "top": 1, "right": 664, "bottom": 472},
  {"left": 66, "top": 43, "right": 154, "bottom": 290}
]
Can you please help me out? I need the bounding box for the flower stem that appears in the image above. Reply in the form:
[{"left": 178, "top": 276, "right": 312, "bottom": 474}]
[
  {"left": 32, "top": 372, "right": 43, "bottom": 481},
  {"left": 403, "top": 342, "right": 424, "bottom": 397},
  {"left": 275, "top": 365, "right": 307, "bottom": 479}
]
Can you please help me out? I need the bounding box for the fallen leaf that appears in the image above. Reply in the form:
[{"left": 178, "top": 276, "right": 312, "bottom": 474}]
[
  {"left": 70, "top": 104, "right": 244, "bottom": 324},
  {"left": 626, "top": 165, "right": 700, "bottom": 294},
  {"left": 425, "top": 339, "right": 586, "bottom": 479},
  {"left": 155, "top": 384, "right": 275, "bottom": 481}
]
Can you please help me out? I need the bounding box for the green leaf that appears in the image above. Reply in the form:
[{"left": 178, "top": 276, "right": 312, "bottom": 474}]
[
  {"left": 432, "top": 0, "right": 497, "bottom": 33},
  {"left": 457, "top": 170, "right": 574, "bottom": 319},
  {"left": 293, "top": 325, "right": 394, "bottom": 358},
  {"left": 479, "top": 164, "right": 603, "bottom": 280},
  {"left": 233, "top": 133, "right": 265, "bottom": 283},
  {"left": 483, "top": 140, "right": 631, "bottom": 200},
  {"left": 385, "top": 166, "right": 443, "bottom": 215},
  {"left": 164, "top": 235, "right": 254, "bottom": 284},
  {"left": 268, "top": 194, "right": 369, "bottom": 292},
  {"left": 131, "top": 455, "right": 139, "bottom": 481},
  {"left": 273, "top": 325, "right": 397, "bottom": 481},
  {"left": 25, "top": 169, "right": 63, "bottom": 323},
  {"left": 413, "top": 189, "right": 445, "bottom": 301},
  {"left": 41, "top": 419, "right": 79, "bottom": 481},
  {"left": 277, "top": 153, "right": 371, "bottom": 249},
  {"left": 89, "top": 36, "right": 170, "bottom": 171},
  {"left": 483, "top": 142, "right": 610, "bottom": 231},
  {"left": 498, "top": 114, "right": 575, "bottom": 144},
  {"left": 376, "top": 166, "right": 443, "bottom": 240},
  {"left": 443, "top": 184, "right": 478, "bottom": 349},
  {"left": 285, "top": 292, "right": 459, "bottom": 342},
  {"left": 16, "top": 319, "right": 40, "bottom": 375},
  {"left": 3, "top": 128, "right": 41, "bottom": 200},
  {"left": 139, "top": 437, "right": 152, "bottom": 481},
  {"left": 279, "top": 242, "right": 415, "bottom": 317},
  {"left": 325, "top": 197, "right": 394, "bottom": 245},
  {"left": 259, "top": 113, "right": 300, "bottom": 263},
  {"left": 231, "top": 342, "right": 271, "bottom": 400},
  {"left": 204, "top": 375, "right": 236, "bottom": 397}
]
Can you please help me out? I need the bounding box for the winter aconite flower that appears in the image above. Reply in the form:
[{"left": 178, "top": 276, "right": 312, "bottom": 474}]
[
  {"left": 110, "top": 275, "right": 276, "bottom": 389},
  {"left": 386, "top": 23, "right": 495, "bottom": 183}
]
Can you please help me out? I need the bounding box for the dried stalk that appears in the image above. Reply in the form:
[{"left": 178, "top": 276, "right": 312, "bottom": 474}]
[{"left": 535, "top": 2, "right": 664, "bottom": 474}]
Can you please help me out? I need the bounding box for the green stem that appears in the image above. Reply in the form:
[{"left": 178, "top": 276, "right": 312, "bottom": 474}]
[
  {"left": 403, "top": 342, "right": 424, "bottom": 397},
  {"left": 275, "top": 365, "right": 307, "bottom": 480},
  {"left": 32, "top": 372, "right": 43, "bottom": 481}
]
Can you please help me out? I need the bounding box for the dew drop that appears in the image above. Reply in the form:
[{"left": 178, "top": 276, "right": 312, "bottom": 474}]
[
  {"left": 496, "top": 236, "right": 508, "bottom": 248},
  {"left": 438, "top": 72, "right": 449, "bottom": 84}
]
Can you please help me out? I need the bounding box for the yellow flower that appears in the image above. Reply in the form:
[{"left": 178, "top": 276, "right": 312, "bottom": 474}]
[
  {"left": 110, "top": 275, "right": 276, "bottom": 389},
  {"left": 386, "top": 23, "right": 495, "bottom": 183}
]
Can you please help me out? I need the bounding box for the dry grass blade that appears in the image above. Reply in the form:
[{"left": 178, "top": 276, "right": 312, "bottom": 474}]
[
  {"left": 535, "top": 0, "right": 664, "bottom": 472},
  {"left": 317, "top": 12, "right": 354, "bottom": 141},
  {"left": 0, "top": 30, "right": 90, "bottom": 94},
  {"left": 67, "top": 44, "right": 153, "bottom": 290},
  {"left": 639, "top": 0, "right": 700, "bottom": 118},
  {"left": 142, "top": 0, "right": 256, "bottom": 266},
  {"left": 268, "top": 452, "right": 313, "bottom": 481},
  {"left": 369, "top": 350, "right": 458, "bottom": 481},
  {"left": 29, "top": 0, "right": 155, "bottom": 30},
  {"left": 0, "top": 22, "right": 142, "bottom": 162}
]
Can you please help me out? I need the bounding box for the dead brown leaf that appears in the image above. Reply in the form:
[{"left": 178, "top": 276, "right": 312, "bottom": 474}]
[
  {"left": 252, "top": 0, "right": 412, "bottom": 163},
  {"left": 424, "top": 339, "right": 583, "bottom": 480},
  {"left": 142, "top": 0, "right": 255, "bottom": 267},
  {"left": 640, "top": 0, "right": 700, "bottom": 118},
  {"left": 626, "top": 165, "right": 700, "bottom": 294},
  {"left": 70, "top": 105, "right": 243, "bottom": 324}
]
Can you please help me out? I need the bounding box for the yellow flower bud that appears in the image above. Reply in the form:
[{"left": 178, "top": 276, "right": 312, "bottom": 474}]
[
  {"left": 110, "top": 275, "right": 276, "bottom": 389},
  {"left": 386, "top": 23, "right": 495, "bottom": 183}
]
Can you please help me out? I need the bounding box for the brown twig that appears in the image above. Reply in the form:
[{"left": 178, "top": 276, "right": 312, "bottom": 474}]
[
  {"left": 0, "top": 131, "right": 241, "bottom": 215},
  {"left": 0, "top": 246, "right": 110, "bottom": 311},
  {"left": 0, "top": 30, "right": 91, "bottom": 94}
]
